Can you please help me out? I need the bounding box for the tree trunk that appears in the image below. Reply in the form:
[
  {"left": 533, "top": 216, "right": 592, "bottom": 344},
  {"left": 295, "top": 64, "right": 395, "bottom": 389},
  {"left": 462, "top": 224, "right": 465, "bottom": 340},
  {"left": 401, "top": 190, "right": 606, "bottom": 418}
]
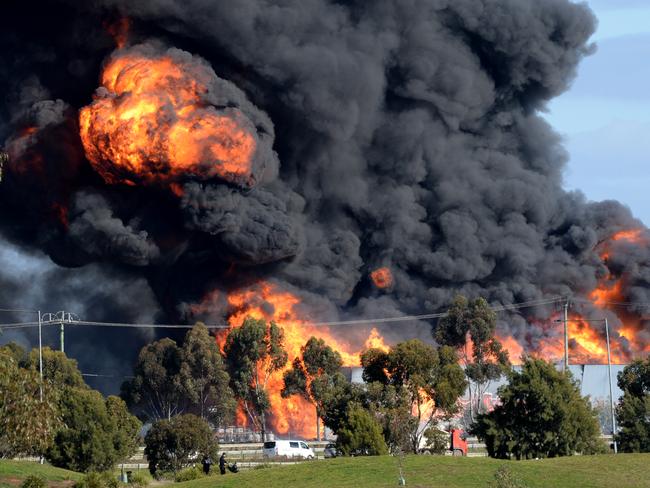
[
  {"left": 468, "top": 382, "right": 474, "bottom": 422},
  {"left": 261, "top": 411, "right": 266, "bottom": 442},
  {"left": 316, "top": 406, "right": 321, "bottom": 441}
]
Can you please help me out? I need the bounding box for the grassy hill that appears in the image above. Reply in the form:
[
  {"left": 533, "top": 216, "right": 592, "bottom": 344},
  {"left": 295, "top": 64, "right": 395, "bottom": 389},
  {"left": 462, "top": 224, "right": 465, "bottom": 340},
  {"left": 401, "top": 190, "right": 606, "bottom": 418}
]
[
  {"left": 0, "top": 460, "right": 81, "bottom": 488},
  {"left": 3, "top": 454, "right": 649, "bottom": 488},
  {"left": 176, "top": 454, "right": 650, "bottom": 488}
]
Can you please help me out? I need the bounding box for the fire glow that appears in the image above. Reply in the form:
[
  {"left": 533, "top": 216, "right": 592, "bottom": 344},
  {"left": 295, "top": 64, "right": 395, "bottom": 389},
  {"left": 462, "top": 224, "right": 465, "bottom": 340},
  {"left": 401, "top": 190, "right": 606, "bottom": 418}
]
[
  {"left": 371, "top": 267, "right": 393, "bottom": 289},
  {"left": 79, "top": 47, "right": 257, "bottom": 187},
  {"left": 213, "top": 281, "right": 388, "bottom": 438},
  {"left": 499, "top": 228, "right": 649, "bottom": 366}
]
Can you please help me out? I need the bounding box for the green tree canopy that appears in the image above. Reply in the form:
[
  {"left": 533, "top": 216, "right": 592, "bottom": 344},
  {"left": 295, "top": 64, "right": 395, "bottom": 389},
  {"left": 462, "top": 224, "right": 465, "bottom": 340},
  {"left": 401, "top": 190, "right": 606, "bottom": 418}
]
[
  {"left": 25, "top": 347, "right": 86, "bottom": 390},
  {"left": 363, "top": 382, "right": 415, "bottom": 453},
  {"left": 106, "top": 396, "right": 142, "bottom": 462},
  {"left": 282, "top": 336, "right": 344, "bottom": 440},
  {"left": 121, "top": 337, "right": 187, "bottom": 420},
  {"left": 46, "top": 388, "right": 141, "bottom": 472},
  {"left": 436, "top": 295, "right": 510, "bottom": 418},
  {"left": 336, "top": 404, "right": 388, "bottom": 456},
  {"left": 224, "top": 317, "right": 287, "bottom": 440},
  {"left": 0, "top": 353, "right": 60, "bottom": 458},
  {"left": 144, "top": 414, "right": 217, "bottom": 476},
  {"left": 0, "top": 342, "right": 27, "bottom": 364},
  {"left": 180, "top": 323, "right": 235, "bottom": 426},
  {"left": 471, "top": 357, "right": 602, "bottom": 459},
  {"left": 319, "top": 376, "right": 364, "bottom": 434},
  {"left": 361, "top": 339, "right": 466, "bottom": 453},
  {"left": 616, "top": 356, "right": 650, "bottom": 452}
]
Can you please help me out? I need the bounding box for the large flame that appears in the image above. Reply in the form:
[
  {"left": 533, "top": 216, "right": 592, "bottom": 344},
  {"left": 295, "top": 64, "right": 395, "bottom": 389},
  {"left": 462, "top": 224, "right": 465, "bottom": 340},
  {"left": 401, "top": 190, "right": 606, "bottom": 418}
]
[
  {"left": 79, "top": 47, "right": 256, "bottom": 187},
  {"left": 216, "top": 281, "right": 388, "bottom": 438},
  {"left": 498, "top": 228, "right": 649, "bottom": 365},
  {"left": 203, "top": 229, "right": 648, "bottom": 435}
]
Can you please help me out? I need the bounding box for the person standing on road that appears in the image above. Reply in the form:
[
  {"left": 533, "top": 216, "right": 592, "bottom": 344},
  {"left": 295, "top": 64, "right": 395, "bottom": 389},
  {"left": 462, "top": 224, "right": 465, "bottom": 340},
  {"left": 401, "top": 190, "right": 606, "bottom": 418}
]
[{"left": 219, "top": 452, "right": 227, "bottom": 475}]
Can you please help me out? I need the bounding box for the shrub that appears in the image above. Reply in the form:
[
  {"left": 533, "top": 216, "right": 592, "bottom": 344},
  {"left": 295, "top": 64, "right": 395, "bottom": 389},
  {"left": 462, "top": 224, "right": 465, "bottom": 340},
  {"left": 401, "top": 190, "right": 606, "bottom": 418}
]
[
  {"left": 336, "top": 404, "right": 388, "bottom": 456},
  {"left": 127, "top": 472, "right": 150, "bottom": 488},
  {"left": 144, "top": 414, "right": 217, "bottom": 476},
  {"left": 173, "top": 466, "right": 205, "bottom": 482},
  {"left": 21, "top": 476, "right": 47, "bottom": 488},
  {"left": 73, "top": 472, "right": 122, "bottom": 488},
  {"left": 488, "top": 466, "right": 527, "bottom": 488}
]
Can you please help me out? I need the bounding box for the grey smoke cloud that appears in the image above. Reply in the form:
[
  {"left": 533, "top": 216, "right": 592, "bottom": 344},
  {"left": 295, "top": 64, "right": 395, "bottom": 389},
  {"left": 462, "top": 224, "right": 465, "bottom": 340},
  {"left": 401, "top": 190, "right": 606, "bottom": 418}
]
[
  {"left": 0, "top": 0, "right": 648, "bottom": 387},
  {"left": 0, "top": 235, "right": 159, "bottom": 391}
]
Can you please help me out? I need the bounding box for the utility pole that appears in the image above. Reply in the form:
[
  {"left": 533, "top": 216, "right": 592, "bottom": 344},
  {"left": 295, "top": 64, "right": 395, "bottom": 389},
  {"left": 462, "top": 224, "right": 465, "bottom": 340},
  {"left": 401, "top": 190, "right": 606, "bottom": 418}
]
[
  {"left": 37, "top": 310, "right": 44, "bottom": 465},
  {"left": 38, "top": 310, "right": 43, "bottom": 402},
  {"left": 604, "top": 317, "right": 618, "bottom": 454},
  {"left": 563, "top": 299, "right": 569, "bottom": 372},
  {"left": 60, "top": 310, "right": 65, "bottom": 353}
]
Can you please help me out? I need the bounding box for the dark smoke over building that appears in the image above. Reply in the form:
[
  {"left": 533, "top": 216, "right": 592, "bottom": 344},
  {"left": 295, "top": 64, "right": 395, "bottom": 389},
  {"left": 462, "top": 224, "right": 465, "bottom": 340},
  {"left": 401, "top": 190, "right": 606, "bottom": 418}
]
[{"left": 0, "top": 0, "right": 648, "bottom": 392}]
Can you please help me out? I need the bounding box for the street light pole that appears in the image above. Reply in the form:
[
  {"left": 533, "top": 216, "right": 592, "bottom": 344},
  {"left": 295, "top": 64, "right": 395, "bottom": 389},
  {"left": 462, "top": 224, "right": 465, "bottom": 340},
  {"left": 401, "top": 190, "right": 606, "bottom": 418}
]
[{"left": 604, "top": 317, "right": 618, "bottom": 454}]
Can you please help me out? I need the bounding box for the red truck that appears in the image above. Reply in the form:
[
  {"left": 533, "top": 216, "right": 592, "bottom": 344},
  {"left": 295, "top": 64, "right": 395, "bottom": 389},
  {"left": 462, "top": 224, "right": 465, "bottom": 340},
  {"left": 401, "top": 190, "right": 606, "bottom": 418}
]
[
  {"left": 418, "top": 428, "right": 468, "bottom": 456},
  {"left": 449, "top": 429, "right": 468, "bottom": 456}
]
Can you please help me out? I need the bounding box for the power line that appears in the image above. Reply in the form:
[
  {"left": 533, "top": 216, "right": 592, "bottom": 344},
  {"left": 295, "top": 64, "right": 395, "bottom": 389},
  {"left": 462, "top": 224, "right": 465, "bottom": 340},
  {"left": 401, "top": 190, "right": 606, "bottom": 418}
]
[
  {"left": 0, "top": 321, "right": 43, "bottom": 329},
  {"left": 0, "top": 296, "right": 565, "bottom": 331},
  {"left": 0, "top": 307, "right": 39, "bottom": 313},
  {"left": 81, "top": 373, "right": 134, "bottom": 379},
  {"left": 572, "top": 297, "right": 650, "bottom": 308}
]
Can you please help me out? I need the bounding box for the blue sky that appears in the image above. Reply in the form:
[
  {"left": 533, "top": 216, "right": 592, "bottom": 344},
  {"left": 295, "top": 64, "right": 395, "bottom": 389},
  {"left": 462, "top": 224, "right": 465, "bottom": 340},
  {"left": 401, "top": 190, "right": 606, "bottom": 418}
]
[{"left": 544, "top": 0, "right": 650, "bottom": 226}]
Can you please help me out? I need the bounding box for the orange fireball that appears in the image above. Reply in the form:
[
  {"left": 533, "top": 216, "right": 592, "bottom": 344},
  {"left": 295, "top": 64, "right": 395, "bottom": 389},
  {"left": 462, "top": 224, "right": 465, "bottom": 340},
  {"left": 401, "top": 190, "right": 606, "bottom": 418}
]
[
  {"left": 371, "top": 267, "right": 393, "bottom": 289},
  {"left": 79, "top": 45, "right": 257, "bottom": 187}
]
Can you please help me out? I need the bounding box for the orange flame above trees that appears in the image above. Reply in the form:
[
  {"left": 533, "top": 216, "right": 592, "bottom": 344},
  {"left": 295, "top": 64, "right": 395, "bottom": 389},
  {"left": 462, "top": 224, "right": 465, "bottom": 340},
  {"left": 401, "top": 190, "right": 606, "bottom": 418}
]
[
  {"left": 204, "top": 228, "right": 649, "bottom": 435},
  {"left": 215, "top": 281, "right": 391, "bottom": 438},
  {"left": 497, "top": 228, "right": 648, "bottom": 365},
  {"left": 79, "top": 47, "right": 257, "bottom": 187}
]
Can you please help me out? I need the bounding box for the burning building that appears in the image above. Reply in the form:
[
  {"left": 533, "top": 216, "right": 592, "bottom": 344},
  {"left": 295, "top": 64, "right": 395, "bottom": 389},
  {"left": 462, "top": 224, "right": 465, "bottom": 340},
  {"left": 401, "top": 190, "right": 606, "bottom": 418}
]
[{"left": 0, "top": 0, "right": 648, "bottom": 439}]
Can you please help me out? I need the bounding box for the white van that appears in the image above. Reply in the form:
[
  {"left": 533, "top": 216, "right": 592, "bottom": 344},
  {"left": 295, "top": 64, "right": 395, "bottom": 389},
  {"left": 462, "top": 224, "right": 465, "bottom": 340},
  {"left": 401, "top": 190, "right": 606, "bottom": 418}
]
[{"left": 263, "top": 440, "right": 315, "bottom": 459}]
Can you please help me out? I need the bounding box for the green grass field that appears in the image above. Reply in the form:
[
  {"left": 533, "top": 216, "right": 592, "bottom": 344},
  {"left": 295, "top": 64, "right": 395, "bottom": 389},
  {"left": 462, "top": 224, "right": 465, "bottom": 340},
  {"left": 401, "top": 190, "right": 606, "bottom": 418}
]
[
  {"left": 0, "top": 460, "right": 81, "bottom": 488},
  {"left": 176, "top": 454, "right": 650, "bottom": 488},
  {"left": 3, "top": 454, "right": 650, "bottom": 488}
]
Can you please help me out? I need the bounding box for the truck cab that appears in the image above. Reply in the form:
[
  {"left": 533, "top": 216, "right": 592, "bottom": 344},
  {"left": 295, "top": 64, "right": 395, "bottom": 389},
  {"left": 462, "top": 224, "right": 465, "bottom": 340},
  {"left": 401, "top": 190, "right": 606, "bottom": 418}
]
[{"left": 450, "top": 429, "right": 468, "bottom": 456}]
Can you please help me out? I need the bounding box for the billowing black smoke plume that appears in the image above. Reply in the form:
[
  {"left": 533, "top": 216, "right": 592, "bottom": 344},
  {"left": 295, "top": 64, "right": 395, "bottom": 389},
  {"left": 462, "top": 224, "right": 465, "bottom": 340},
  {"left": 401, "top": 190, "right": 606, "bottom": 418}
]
[{"left": 0, "top": 0, "right": 648, "bottom": 391}]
